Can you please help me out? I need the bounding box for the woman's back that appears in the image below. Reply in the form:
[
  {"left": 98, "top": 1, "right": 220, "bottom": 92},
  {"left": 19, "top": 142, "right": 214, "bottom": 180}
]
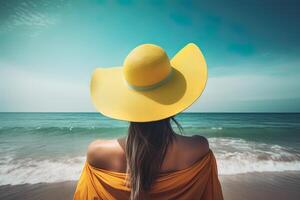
[
  {"left": 74, "top": 133, "right": 223, "bottom": 200},
  {"left": 87, "top": 134, "right": 209, "bottom": 174}
]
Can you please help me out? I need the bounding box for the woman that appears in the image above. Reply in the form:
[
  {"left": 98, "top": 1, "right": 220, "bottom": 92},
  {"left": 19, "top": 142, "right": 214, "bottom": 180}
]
[{"left": 74, "top": 43, "right": 223, "bottom": 200}]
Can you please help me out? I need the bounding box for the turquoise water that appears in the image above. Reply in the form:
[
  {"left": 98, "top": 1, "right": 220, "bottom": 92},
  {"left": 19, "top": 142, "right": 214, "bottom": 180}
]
[{"left": 0, "top": 113, "right": 300, "bottom": 185}]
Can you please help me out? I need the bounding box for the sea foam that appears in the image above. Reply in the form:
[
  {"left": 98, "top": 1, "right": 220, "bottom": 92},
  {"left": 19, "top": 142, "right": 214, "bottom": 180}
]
[
  {"left": 209, "top": 138, "right": 300, "bottom": 175},
  {"left": 1, "top": 138, "right": 300, "bottom": 185}
]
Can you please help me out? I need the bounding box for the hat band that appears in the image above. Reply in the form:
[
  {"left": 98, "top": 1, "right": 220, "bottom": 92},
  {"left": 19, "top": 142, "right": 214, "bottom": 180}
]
[{"left": 125, "top": 68, "right": 173, "bottom": 91}]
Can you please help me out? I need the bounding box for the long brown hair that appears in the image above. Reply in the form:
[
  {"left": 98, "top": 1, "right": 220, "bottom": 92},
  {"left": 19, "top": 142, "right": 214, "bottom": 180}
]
[{"left": 125, "top": 116, "right": 183, "bottom": 200}]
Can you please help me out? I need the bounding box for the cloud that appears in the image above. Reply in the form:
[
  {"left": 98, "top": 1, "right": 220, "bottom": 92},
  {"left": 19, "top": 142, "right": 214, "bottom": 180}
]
[
  {"left": 0, "top": 67, "right": 94, "bottom": 112},
  {"left": 0, "top": 0, "right": 69, "bottom": 35},
  {"left": 188, "top": 74, "right": 300, "bottom": 112},
  {"left": 1, "top": 67, "right": 299, "bottom": 112}
]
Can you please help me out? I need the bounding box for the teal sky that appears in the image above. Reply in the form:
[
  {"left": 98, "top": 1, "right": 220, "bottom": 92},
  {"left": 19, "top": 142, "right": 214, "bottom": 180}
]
[{"left": 1, "top": 0, "right": 300, "bottom": 112}]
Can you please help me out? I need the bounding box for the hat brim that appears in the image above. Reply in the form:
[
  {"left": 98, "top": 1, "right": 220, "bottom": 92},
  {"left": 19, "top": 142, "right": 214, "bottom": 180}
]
[{"left": 90, "top": 43, "right": 207, "bottom": 122}]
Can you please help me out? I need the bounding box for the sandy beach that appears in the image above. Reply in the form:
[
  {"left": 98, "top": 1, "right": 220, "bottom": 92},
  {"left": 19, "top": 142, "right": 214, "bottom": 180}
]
[{"left": 1, "top": 171, "right": 300, "bottom": 200}]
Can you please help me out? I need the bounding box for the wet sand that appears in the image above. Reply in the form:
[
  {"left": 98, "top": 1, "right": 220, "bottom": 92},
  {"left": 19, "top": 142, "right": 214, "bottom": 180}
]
[
  {"left": 220, "top": 171, "right": 300, "bottom": 200},
  {"left": 1, "top": 172, "right": 300, "bottom": 200}
]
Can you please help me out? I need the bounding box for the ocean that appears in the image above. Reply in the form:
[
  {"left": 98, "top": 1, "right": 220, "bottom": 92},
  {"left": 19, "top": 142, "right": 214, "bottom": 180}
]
[{"left": 0, "top": 112, "right": 300, "bottom": 186}]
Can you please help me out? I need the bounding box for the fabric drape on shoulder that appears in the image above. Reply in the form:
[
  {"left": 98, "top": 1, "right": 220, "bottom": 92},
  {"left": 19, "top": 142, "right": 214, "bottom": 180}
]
[{"left": 74, "top": 150, "right": 223, "bottom": 200}]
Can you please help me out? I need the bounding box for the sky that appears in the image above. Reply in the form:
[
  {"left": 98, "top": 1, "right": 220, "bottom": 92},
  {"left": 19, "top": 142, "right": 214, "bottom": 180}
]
[{"left": 0, "top": 0, "right": 300, "bottom": 112}]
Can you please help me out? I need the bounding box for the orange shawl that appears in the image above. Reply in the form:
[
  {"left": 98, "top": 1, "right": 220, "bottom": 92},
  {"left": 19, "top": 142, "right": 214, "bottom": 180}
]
[{"left": 74, "top": 150, "right": 223, "bottom": 200}]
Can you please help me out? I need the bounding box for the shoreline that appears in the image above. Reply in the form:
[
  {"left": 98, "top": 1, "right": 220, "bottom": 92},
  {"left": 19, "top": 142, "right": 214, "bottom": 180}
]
[{"left": 1, "top": 171, "right": 300, "bottom": 200}]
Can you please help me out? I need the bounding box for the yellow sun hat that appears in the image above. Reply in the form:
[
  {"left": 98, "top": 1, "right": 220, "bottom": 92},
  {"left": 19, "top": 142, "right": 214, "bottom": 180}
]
[{"left": 90, "top": 43, "right": 207, "bottom": 122}]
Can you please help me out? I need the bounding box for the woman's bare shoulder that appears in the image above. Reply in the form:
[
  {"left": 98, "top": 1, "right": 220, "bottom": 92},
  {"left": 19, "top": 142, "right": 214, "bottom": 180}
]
[
  {"left": 86, "top": 139, "right": 112, "bottom": 167},
  {"left": 176, "top": 134, "right": 210, "bottom": 163},
  {"left": 191, "top": 135, "right": 209, "bottom": 151},
  {"left": 86, "top": 138, "right": 126, "bottom": 171}
]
